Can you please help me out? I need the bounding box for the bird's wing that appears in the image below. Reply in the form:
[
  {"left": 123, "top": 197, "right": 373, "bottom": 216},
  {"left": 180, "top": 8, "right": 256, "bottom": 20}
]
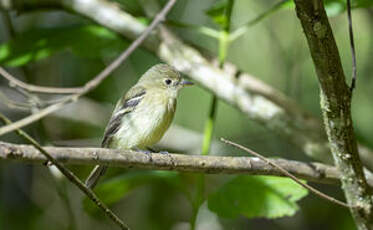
[{"left": 101, "top": 86, "right": 146, "bottom": 147}]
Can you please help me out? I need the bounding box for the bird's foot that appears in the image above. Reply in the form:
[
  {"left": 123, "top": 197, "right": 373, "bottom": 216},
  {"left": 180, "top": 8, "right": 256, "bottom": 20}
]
[
  {"left": 134, "top": 148, "right": 152, "bottom": 155},
  {"left": 146, "top": 147, "right": 169, "bottom": 155},
  {"left": 159, "top": 151, "right": 169, "bottom": 155},
  {"left": 134, "top": 148, "right": 153, "bottom": 162}
]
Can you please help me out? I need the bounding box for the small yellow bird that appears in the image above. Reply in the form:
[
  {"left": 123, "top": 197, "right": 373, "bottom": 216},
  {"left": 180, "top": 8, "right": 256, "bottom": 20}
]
[{"left": 85, "top": 64, "right": 193, "bottom": 188}]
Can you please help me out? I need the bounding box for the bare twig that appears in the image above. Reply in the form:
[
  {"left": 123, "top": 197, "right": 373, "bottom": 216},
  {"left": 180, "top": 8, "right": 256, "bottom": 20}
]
[
  {"left": 0, "top": 67, "right": 82, "bottom": 94},
  {"left": 0, "top": 90, "right": 31, "bottom": 110},
  {"left": 0, "top": 0, "right": 178, "bottom": 137},
  {"left": 221, "top": 138, "right": 352, "bottom": 208},
  {"left": 346, "top": 0, "right": 357, "bottom": 92},
  {"left": 0, "top": 12, "right": 44, "bottom": 107},
  {"left": 0, "top": 113, "right": 130, "bottom": 230}
]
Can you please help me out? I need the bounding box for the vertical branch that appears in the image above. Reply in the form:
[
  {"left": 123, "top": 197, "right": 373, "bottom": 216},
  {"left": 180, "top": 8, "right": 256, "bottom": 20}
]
[
  {"left": 201, "top": 97, "right": 218, "bottom": 155},
  {"left": 293, "top": 0, "right": 373, "bottom": 229},
  {"left": 201, "top": 0, "right": 233, "bottom": 157},
  {"left": 192, "top": 1, "right": 234, "bottom": 229},
  {"left": 346, "top": 0, "right": 357, "bottom": 91}
]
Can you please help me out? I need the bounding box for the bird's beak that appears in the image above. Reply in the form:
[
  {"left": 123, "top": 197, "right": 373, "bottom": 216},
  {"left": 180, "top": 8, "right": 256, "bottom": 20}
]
[{"left": 179, "top": 79, "right": 194, "bottom": 87}]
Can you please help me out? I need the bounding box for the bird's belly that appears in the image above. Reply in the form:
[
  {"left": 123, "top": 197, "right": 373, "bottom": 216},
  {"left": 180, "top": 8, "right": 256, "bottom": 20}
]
[{"left": 113, "top": 103, "right": 174, "bottom": 149}]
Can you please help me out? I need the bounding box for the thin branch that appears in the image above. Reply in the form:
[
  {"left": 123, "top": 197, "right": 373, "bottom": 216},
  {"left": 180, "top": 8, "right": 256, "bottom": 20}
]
[
  {"left": 347, "top": 0, "right": 357, "bottom": 92},
  {"left": 0, "top": 90, "right": 31, "bottom": 110},
  {"left": 0, "top": 67, "right": 82, "bottom": 94},
  {"left": 0, "top": 13, "right": 99, "bottom": 97},
  {"left": 1, "top": 140, "right": 373, "bottom": 187},
  {"left": 221, "top": 138, "right": 351, "bottom": 208},
  {"left": 0, "top": 0, "right": 178, "bottom": 137},
  {"left": 0, "top": 113, "right": 130, "bottom": 230},
  {"left": 0, "top": 12, "right": 45, "bottom": 107},
  {"left": 230, "top": 0, "right": 290, "bottom": 40},
  {"left": 193, "top": 1, "right": 234, "bottom": 227}
]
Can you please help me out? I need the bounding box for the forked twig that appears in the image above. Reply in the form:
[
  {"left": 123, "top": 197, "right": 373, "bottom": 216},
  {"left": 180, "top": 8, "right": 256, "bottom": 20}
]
[
  {"left": 0, "top": 0, "right": 178, "bottom": 137},
  {"left": 221, "top": 138, "right": 352, "bottom": 208}
]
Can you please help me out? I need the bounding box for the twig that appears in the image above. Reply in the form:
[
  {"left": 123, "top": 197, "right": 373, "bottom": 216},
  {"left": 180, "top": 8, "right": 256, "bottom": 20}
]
[
  {"left": 0, "top": 67, "right": 82, "bottom": 94},
  {"left": 230, "top": 0, "right": 289, "bottom": 40},
  {"left": 193, "top": 1, "right": 234, "bottom": 228},
  {"left": 221, "top": 138, "right": 352, "bottom": 208},
  {"left": 0, "top": 90, "right": 31, "bottom": 110},
  {"left": 0, "top": 13, "right": 79, "bottom": 95},
  {"left": 0, "top": 113, "right": 130, "bottom": 230},
  {"left": 0, "top": 12, "right": 44, "bottom": 107},
  {"left": 347, "top": 0, "right": 357, "bottom": 92},
  {"left": 0, "top": 0, "right": 178, "bottom": 137}
]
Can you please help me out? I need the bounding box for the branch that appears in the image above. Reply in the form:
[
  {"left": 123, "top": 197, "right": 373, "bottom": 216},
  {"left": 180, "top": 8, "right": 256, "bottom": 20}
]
[
  {"left": 0, "top": 0, "right": 177, "bottom": 137},
  {"left": 0, "top": 88, "right": 31, "bottom": 110},
  {"left": 293, "top": 0, "right": 373, "bottom": 228},
  {"left": 1, "top": 140, "right": 372, "bottom": 187},
  {"left": 2, "top": 0, "right": 373, "bottom": 169},
  {"left": 0, "top": 67, "right": 81, "bottom": 94},
  {"left": 0, "top": 12, "right": 47, "bottom": 108},
  {"left": 222, "top": 138, "right": 350, "bottom": 208},
  {"left": 346, "top": 0, "right": 357, "bottom": 91}
]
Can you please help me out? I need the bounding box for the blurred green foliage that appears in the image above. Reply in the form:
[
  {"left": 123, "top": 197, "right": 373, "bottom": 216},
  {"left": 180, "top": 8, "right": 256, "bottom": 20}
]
[
  {"left": 0, "top": 0, "right": 372, "bottom": 230},
  {"left": 208, "top": 176, "right": 308, "bottom": 219},
  {"left": 0, "top": 25, "right": 127, "bottom": 67},
  {"left": 83, "top": 171, "right": 182, "bottom": 216}
]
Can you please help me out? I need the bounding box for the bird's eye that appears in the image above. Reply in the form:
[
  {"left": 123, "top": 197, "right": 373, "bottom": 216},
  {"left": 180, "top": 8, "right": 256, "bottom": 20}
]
[{"left": 165, "top": 79, "right": 172, "bottom": 85}]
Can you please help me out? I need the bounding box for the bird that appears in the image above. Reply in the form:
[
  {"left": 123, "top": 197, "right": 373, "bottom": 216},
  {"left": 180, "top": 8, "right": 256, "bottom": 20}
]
[{"left": 85, "top": 63, "right": 193, "bottom": 189}]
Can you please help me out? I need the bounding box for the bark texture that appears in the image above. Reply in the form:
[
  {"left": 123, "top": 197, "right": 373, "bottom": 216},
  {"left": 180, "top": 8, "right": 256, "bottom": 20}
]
[
  {"left": 0, "top": 141, "right": 354, "bottom": 185},
  {"left": 294, "top": 0, "right": 373, "bottom": 228}
]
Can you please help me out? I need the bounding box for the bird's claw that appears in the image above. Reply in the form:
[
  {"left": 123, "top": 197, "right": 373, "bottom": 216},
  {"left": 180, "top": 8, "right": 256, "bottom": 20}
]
[
  {"left": 159, "top": 151, "right": 169, "bottom": 155},
  {"left": 134, "top": 148, "right": 152, "bottom": 155}
]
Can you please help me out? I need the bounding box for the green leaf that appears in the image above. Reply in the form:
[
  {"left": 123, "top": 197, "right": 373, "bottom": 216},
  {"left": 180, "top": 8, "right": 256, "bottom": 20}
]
[
  {"left": 167, "top": 20, "right": 221, "bottom": 39},
  {"left": 113, "top": 0, "right": 145, "bottom": 17},
  {"left": 282, "top": 0, "right": 372, "bottom": 16},
  {"left": 0, "top": 25, "right": 127, "bottom": 67},
  {"left": 323, "top": 0, "right": 373, "bottom": 16},
  {"left": 207, "top": 176, "right": 308, "bottom": 219},
  {"left": 83, "top": 171, "right": 181, "bottom": 216},
  {"left": 229, "top": 0, "right": 291, "bottom": 42},
  {"left": 356, "top": 0, "right": 373, "bottom": 8},
  {"left": 326, "top": 1, "right": 346, "bottom": 16},
  {"left": 205, "top": 0, "right": 229, "bottom": 29}
]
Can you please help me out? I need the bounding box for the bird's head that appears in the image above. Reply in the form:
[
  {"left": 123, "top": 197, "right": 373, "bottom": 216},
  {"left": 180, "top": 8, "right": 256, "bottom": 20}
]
[{"left": 138, "top": 64, "right": 193, "bottom": 97}]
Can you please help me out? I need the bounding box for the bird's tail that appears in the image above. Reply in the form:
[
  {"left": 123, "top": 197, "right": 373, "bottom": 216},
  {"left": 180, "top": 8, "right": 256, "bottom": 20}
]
[{"left": 85, "top": 165, "right": 107, "bottom": 189}]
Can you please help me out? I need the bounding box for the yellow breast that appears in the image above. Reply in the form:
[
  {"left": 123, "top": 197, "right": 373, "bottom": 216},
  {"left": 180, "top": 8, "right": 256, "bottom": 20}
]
[{"left": 111, "top": 90, "right": 176, "bottom": 149}]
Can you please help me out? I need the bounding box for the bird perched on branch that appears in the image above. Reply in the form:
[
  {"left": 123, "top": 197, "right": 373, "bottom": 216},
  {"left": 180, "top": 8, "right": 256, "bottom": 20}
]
[{"left": 85, "top": 63, "right": 193, "bottom": 188}]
